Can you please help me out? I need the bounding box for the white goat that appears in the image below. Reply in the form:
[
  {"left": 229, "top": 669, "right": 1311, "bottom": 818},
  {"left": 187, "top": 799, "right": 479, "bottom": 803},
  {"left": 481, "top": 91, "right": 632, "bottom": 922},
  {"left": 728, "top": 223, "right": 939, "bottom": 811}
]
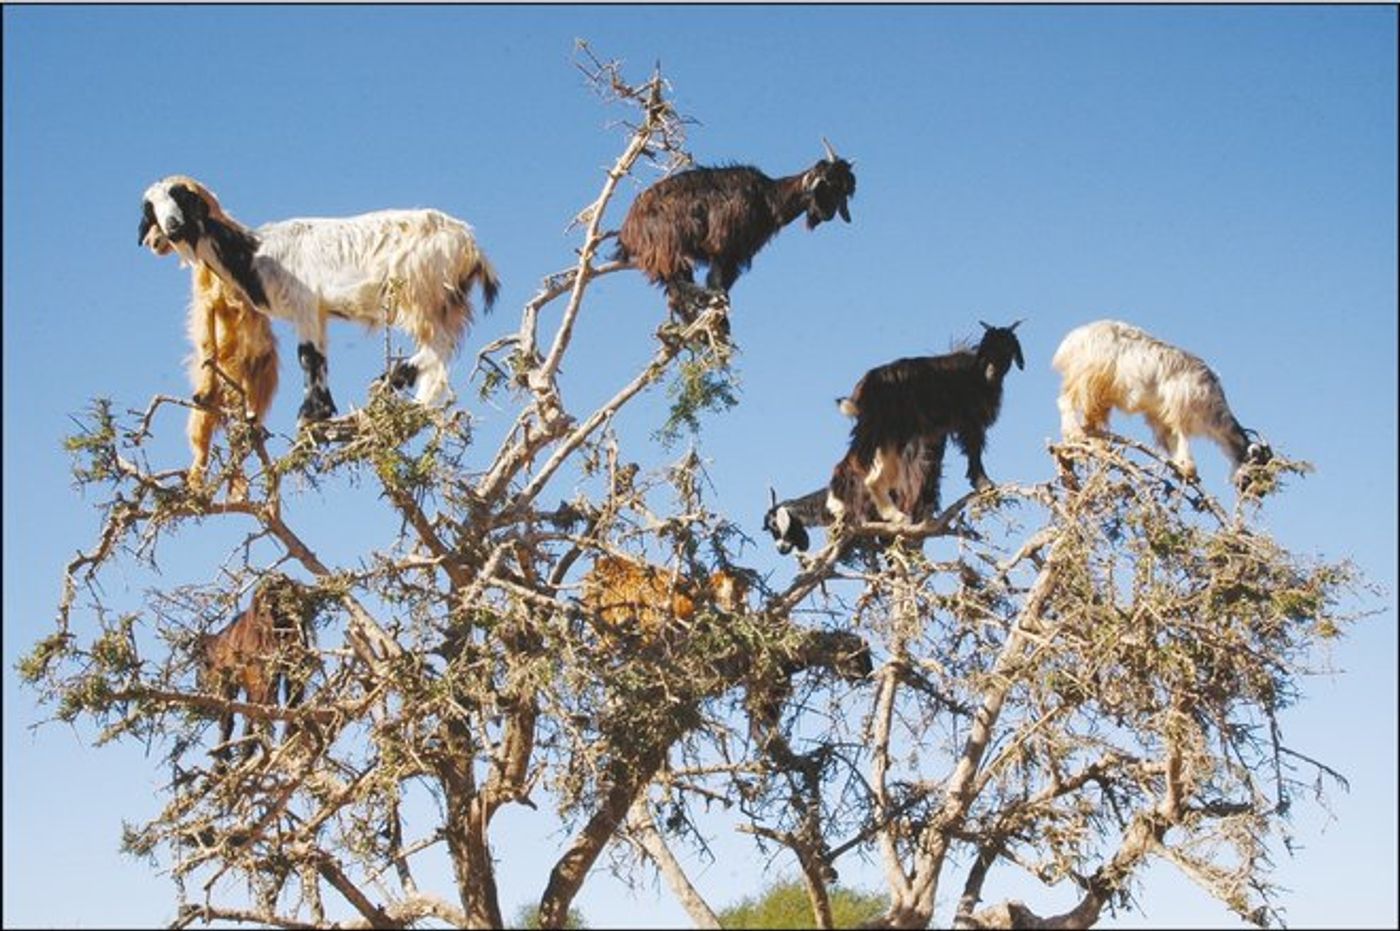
[
  {"left": 1051, "top": 319, "right": 1271, "bottom": 484},
  {"left": 140, "top": 175, "right": 500, "bottom": 423}
]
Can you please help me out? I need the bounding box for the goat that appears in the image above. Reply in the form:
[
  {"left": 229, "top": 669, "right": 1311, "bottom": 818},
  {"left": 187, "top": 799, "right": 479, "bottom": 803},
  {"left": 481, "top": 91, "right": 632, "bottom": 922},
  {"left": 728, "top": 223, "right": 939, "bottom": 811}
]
[
  {"left": 182, "top": 262, "right": 278, "bottom": 496},
  {"left": 1051, "top": 319, "right": 1272, "bottom": 485},
  {"left": 580, "top": 555, "right": 749, "bottom": 647},
  {"left": 830, "top": 322, "right": 1025, "bottom": 524},
  {"left": 140, "top": 175, "right": 500, "bottom": 424},
  {"left": 615, "top": 139, "right": 855, "bottom": 320},
  {"left": 195, "top": 573, "right": 316, "bottom": 764}
]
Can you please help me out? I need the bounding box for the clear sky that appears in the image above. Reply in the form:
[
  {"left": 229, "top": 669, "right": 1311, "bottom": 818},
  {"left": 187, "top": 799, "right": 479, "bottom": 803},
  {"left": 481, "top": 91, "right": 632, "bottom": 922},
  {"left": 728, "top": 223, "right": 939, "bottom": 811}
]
[{"left": 3, "top": 5, "right": 1395, "bottom": 928}]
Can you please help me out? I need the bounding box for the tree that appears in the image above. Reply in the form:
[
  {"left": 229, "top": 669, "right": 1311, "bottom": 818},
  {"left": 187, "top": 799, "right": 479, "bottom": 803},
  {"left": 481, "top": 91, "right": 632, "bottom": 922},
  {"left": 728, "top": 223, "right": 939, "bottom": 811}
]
[
  {"left": 23, "top": 45, "right": 1367, "bottom": 930},
  {"left": 719, "top": 879, "right": 887, "bottom": 929}
]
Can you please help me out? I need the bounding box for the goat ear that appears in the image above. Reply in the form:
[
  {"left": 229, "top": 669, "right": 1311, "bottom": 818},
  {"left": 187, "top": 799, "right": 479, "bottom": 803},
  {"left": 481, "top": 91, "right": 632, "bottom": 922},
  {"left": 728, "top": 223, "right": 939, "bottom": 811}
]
[{"left": 1014, "top": 344, "right": 1025, "bottom": 370}]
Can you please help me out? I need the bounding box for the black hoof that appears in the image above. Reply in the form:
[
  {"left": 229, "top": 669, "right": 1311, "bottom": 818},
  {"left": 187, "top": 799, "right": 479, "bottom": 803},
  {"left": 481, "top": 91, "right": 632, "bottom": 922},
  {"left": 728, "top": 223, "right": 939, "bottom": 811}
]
[
  {"left": 298, "top": 387, "right": 337, "bottom": 424},
  {"left": 388, "top": 361, "right": 419, "bottom": 391}
]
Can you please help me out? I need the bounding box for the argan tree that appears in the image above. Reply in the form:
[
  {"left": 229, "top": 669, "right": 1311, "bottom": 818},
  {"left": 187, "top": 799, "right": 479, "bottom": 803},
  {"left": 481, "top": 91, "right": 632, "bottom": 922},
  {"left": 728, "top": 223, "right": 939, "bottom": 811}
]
[{"left": 23, "top": 47, "right": 1366, "bottom": 930}]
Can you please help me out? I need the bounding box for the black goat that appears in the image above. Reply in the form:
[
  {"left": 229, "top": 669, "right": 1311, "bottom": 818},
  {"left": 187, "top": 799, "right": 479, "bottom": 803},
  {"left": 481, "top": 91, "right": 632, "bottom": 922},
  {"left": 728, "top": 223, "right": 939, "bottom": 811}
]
[
  {"left": 615, "top": 140, "right": 856, "bottom": 320},
  {"left": 830, "top": 322, "right": 1025, "bottom": 524}
]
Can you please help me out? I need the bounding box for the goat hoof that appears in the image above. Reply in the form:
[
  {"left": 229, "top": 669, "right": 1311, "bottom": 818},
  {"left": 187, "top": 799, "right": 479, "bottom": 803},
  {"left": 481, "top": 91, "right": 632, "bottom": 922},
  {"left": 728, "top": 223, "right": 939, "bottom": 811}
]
[
  {"left": 298, "top": 389, "right": 337, "bottom": 424},
  {"left": 387, "top": 361, "right": 419, "bottom": 391}
]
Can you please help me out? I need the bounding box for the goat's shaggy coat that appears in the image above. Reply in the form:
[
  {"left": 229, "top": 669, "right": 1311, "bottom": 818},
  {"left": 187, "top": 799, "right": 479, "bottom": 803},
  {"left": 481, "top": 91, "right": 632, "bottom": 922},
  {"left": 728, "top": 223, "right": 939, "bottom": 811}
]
[
  {"left": 830, "top": 322, "right": 1025, "bottom": 524},
  {"left": 196, "top": 573, "right": 316, "bottom": 764},
  {"left": 1051, "top": 319, "right": 1271, "bottom": 483},
  {"left": 141, "top": 175, "right": 500, "bottom": 423},
  {"left": 615, "top": 140, "right": 855, "bottom": 319},
  {"left": 184, "top": 263, "right": 278, "bottom": 495},
  {"left": 580, "top": 555, "right": 748, "bottom": 646}
]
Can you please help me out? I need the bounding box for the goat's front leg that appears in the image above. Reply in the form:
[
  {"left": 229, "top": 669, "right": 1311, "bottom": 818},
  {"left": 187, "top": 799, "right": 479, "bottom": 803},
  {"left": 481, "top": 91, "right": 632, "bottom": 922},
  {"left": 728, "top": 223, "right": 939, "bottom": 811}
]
[
  {"left": 295, "top": 309, "right": 337, "bottom": 424},
  {"left": 959, "top": 426, "right": 994, "bottom": 492}
]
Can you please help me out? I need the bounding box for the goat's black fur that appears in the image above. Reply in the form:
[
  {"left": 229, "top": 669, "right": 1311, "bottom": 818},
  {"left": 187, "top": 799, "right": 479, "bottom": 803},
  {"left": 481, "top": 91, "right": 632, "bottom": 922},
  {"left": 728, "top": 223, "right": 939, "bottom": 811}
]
[
  {"left": 616, "top": 142, "right": 855, "bottom": 319},
  {"left": 834, "top": 322, "right": 1025, "bottom": 521}
]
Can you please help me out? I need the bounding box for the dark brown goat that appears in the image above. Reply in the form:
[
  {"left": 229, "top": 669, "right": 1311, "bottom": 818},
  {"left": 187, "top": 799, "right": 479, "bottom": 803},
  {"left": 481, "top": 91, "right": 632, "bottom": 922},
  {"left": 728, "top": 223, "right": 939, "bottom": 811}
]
[
  {"left": 830, "top": 322, "right": 1025, "bottom": 524},
  {"left": 196, "top": 573, "right": 316, "bottom": 764},
  {"left": 615, "top": 140, "right": 856, "bottom": 320}
]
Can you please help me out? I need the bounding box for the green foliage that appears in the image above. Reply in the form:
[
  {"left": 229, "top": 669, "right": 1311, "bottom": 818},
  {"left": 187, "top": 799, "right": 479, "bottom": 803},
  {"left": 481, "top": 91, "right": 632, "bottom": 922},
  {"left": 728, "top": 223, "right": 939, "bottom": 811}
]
[
  {"left": 512, "top": 902, "right": 588, "bottom": 929},
  {"left": 655, "top": 351, "right": 740, "bottom": 447},
  {"left": 718, "top": 878, "right": 887, "bottom": 929}
]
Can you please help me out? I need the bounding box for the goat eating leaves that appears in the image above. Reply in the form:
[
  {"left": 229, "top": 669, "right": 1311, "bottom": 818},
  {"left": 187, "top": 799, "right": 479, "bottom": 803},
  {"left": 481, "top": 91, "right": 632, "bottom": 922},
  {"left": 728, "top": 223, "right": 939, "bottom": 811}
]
[
  {"left": 1051, "top": 319, "right": 1272, "bottom": 486},
  {"left": 615, "top": 139, "right": 855, "bottom": 321},
  {"left": 195, "top": 573, "right": 317, "bottom": 766}
]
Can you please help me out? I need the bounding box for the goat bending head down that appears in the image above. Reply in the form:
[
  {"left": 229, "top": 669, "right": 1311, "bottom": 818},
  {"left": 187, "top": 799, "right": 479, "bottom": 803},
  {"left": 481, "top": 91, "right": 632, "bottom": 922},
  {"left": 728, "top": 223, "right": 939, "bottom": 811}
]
[
  {"left": 1051, "top": 319, "right": 1272, "bottom": 485},
  {"left": 140, "top": 175, "right": 500, "bottom": 424},
  {"left": 615, "top": 139, "right": 856, "bottom": 320},
  {"left": 580, "top": 555, "right": 749, "bottom": 648},
  {"left": 195, "top": 573, "right": 317, "bottom": 764},
  {"left": 829, "top": 321, "right": 1025, "bottom": 524}
]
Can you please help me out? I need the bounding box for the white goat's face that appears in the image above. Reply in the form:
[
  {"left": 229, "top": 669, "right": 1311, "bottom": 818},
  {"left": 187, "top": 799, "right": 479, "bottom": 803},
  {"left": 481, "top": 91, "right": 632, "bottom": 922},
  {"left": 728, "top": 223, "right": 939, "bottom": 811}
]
[{"left": 139, "top": 176, "right": 214, "bottom": 263}]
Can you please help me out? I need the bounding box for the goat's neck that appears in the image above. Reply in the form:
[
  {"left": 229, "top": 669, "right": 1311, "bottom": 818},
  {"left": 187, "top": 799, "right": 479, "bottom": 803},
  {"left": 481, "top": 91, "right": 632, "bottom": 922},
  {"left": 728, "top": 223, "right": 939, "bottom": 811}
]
[
  {"left": 1219, "top": 416, "right": 1252, "bottom": 467},
  {"left": 779, "top": 487, "right": 835, "bottom": 525},
  {"left": 770, "top": 173, "right": 811, "bottom": 227},
  {"left": 197, "top": 215, "right": 267, "bottom": 310}
]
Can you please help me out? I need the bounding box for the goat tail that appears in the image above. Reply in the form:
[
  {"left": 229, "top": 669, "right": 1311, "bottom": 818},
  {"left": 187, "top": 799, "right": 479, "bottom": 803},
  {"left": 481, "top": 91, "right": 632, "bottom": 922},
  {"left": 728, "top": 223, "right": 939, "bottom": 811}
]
[{"left": 463, "top": 256, "right": 501, "bottom": 313}]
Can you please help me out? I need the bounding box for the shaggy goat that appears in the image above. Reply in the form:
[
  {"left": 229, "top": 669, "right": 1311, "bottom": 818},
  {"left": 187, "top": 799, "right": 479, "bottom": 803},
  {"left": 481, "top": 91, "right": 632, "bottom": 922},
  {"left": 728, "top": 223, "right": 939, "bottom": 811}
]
[
  {"left": 1051, "top": 319, "right": 1272, "bottom": 484},
  {"left": 580, "top": 555, "right": 749, "bottom": 646},
  {"left": 183, "top": 262, "right": 279, "bottom": 495},
  {"left": 615, "top": 140, "right": 856, "bottom": 320},
  {"left": 196, "top": 573, "right": 316, "bottom": 764},
  {"left": 830, "top": 322, "right": 1025, "bottom": 523},
  {"left": 140, "top": 175, "right": 500, "bottom": 424}
]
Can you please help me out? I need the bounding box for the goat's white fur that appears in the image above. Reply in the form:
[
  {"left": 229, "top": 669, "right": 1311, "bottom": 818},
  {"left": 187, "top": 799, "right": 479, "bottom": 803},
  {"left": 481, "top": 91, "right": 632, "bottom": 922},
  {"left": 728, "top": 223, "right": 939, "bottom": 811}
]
[
  {"left": 1051, "top": 319, "right": 1261, "bottom": 481},
  {"left": 142, "top": 176, "right": 499, "bottom": 414}
]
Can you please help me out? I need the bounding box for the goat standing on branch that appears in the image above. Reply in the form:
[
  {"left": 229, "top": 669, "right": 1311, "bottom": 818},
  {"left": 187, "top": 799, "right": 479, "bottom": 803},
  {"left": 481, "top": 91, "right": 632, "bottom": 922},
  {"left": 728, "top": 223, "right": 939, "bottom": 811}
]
[
  {"left": 183, "top": 260, "right": 278, "bottom": 496},
  {"left": 140, "top": 175, "right": 500, "bottom": 424},
  {"left": 1051, "top": 319, "right": 1272, "bottom": 486},
  {"left": 614, "top": 139, "right": 855, "bottom": 321},
  {"left": 830, "top": 321, "right": 1025, "bottom": 524},
  {"left": 195, "top": 573, "right": 317, "bottom": 765}
]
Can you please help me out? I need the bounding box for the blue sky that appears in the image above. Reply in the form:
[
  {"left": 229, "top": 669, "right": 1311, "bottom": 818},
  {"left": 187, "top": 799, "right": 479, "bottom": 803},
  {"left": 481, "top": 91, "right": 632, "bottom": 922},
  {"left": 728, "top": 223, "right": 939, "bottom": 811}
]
[{"left": 3, "top": 5, "right": 1396, "bottom": 928}]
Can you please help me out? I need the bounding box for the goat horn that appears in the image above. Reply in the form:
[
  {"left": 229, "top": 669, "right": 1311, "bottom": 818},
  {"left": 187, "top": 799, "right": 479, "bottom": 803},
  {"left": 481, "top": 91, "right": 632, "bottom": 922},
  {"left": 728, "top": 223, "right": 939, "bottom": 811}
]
[
  {"left": 979, "top": 320, "right": 992, "bottom": 330},
  {"left": 769, "top": 486, "right": 778, "bottom": 507},
  {"left": 821, "top": 137, "right": 840, "bottom": 162},
  {"left": 1010, "top": 318, "right": 1024, "bottom": 331}
]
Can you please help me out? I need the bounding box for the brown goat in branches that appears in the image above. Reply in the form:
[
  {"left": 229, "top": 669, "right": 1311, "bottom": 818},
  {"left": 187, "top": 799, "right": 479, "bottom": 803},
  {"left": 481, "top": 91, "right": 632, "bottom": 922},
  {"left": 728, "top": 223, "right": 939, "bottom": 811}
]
[
  {"left": 195, "top": 573, "right": 316, "bottom": 764},
  {"left": 615, "top": 139, "right": 856, "bottom": 320},
  {"left": 580, "top": 555, "right": 749, "bottom": 647}
]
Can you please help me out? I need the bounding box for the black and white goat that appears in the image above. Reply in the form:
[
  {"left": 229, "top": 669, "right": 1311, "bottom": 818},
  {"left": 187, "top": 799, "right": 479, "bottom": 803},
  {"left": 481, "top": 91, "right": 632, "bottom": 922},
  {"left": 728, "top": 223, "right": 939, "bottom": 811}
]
[
  {"left": 140, "top": 176, "right": 500, "bottom": 424},
  {"left": 615, "top": 140, "right": 856, "bottom": 319},
  {"left": 829, "top": 322, "right": 1025, "bottom": 524},
  {"left": 1051, "top": 319, "right": 1272, "bottom": 485}
]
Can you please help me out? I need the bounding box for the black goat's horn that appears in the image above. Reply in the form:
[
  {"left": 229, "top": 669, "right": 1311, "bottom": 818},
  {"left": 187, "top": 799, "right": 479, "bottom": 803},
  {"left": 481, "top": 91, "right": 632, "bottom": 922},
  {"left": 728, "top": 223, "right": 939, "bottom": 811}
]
[
  {"left": 822, "top": 137, "right": 840, "bottom": 162},
  {"left": 769, "top": 486, "right": 778, "bottom": 508},
  {"left": 1009, "top": 318, "right": 1024, "bottom": 331},
  {"left": 980, "top": 320, "right": 992, "bottom": 330}
]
